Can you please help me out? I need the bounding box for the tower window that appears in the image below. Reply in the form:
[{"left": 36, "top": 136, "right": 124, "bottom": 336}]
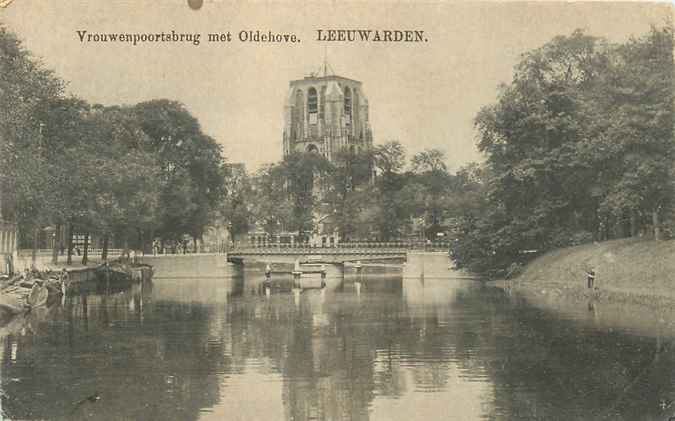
[
  {"left": 353, "top": 90, "right": 358, "bottom": 124},
  {"left": 293, "top": 89, "right": 304, "bottom": 140},
  {"left": 344, "top": 87, "right": 352, "bottom": 123},
  {"left": 308, "top": 87, "right": 318, "bottom": 124},
  {"left": 319, "top": 86, "right": 326, "bottom": 120}
]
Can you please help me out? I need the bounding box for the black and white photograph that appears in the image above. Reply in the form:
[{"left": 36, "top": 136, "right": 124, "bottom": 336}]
[{"left": 0, "top": 1, "right": 674, "bottom": 420}]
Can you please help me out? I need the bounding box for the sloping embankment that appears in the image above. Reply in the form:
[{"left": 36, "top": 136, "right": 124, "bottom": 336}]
[
  {"left": 515, "top": 237, "right": 675, "bottom": 299},
  {"left": 505, "top": 238, "right": 675, "bottom": 337}
]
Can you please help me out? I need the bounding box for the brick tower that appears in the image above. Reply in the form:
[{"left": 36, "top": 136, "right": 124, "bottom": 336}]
[{"left": 282, "top": 64, "right": 373, "bottom": 163}]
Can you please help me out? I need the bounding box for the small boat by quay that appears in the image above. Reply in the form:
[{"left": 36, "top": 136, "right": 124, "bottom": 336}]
[
  {"left": 0, "top": 277, "right": 63, "bottom": 326},
  {"left": 0, "top": 301, "right": 26, "bottom": 324},
  {"left": 94, "top": 262, "right": 154, "bottom": 283}
]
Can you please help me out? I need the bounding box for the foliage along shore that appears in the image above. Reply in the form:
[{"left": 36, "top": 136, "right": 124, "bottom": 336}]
[
  {"left": 1, "top": 26, "right": 227, "bottom": 265},
  {"left": 454, "top": 26, "right": 674, "bottom": 278}
]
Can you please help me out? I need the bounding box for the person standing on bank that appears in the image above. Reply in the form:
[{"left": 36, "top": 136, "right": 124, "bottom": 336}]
[{"left": 586, "top": 268, "right": 596, "bottom": 289}]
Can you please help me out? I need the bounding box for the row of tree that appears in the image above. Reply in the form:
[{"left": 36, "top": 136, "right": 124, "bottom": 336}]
[
  {"left": 0, "top": 26, "right": 227, "bottom": 264},
  {"left": 223, "top": 142, "right": 468, "bottom": 243},
  {"left": 455, "top": 26, "right": 675, "bottom": 276}
]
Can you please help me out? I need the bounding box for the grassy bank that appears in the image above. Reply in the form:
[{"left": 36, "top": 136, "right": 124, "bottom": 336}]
[
  {"left": 493, "top": 238, "right": 675, "bottom": 337},
  {"left": 513, "top": 238, "right": 675, "bottom": 299}
]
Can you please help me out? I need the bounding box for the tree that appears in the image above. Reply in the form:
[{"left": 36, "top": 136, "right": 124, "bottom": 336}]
[
  {"left": 371, "top": 141, "right": 412, "bottom": 240},
  {"left": 83, "top": 106, "right": 162, "bottom": 258},
  {"left": 132, "top": 100, "right": 227, "bottom": 248},
  {"left": 459, "top": 26, "right": 675, "bottom": 277},
  {"left": 373, "top": 141, "right": 406, "bottom": 174},
  {"left": 221, "top": 165, "right": 252, "bottom": 241},
  {"left": 410, "top": 148, "right": 448, "bottom": 174},
  {"left": 0, "top": 26, "right": 63, "bottom": 262},
  {"left": 325, "top": 147, "right": 374, "bottom": 239},
  {"left": 593, "top": 26, "right": 674, "bottom": 240},
  {"left": 281, "top": 151, "right": 331, "bottom": 237},
  {"left": 409, "top": 149, "right": 455, "bottom": 233},
  {"left": 249, "top": 163, "right": 293, "bottom": 235}
]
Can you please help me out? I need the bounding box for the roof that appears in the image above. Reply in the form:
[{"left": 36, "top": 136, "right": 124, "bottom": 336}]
[{"left": 289, "top": 75, "right": 362, "bottom": 86}]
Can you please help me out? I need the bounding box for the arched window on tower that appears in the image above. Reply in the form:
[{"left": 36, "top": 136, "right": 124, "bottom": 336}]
[
  {"left": 344, "top": 87, "right": 352, "bottom": 124},
  {"left": 294, "top": 89, "right": 304, "bottom": 140},
  {"left": 308, "top": 87, "right": 318, "bottom": 125},
  {"left": 353, "top": 90, "right": 359, "bottom": 128},
  {"left": 319, "top": 86, "right": 326, "bottom": 121}
]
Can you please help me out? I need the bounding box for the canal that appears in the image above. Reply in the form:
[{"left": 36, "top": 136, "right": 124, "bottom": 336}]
[{"left": 0, "top": 255, "right": 673, "bottom": 420}]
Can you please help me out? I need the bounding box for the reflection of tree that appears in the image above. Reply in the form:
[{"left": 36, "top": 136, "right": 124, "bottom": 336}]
[
  {"left": 224, "top": 278, "right": 386, "bottom": 420},
  {"left": 0, "top": 281, "right": 228, "bottom": 421},
  {"left": 372, "top": 345, "right": 407, "bottom": 398},
  {"left": 3, "top": 266, "right": 669, "bottom": 421},
  {"left": 226, "top": 274, "right": 464, "bottom": 420},
  {"left": 446, "top": 287, "right": 675, "bottom": 421}
]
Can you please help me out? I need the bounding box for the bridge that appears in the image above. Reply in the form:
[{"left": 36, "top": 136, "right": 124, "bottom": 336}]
[
  {"left": 130, "top": 246, "right": 458, "bottom": 281},
  {"left": 226, "top": 246, "right": 409, "bottom": 265}
]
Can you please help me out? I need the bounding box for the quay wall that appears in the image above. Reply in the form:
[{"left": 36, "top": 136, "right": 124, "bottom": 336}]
[
  {"left": 14, "top": 249, "right": 123, "bottom": 272},
  {"left": 140, "top": 253, "right": 230, "bottom": 278}
]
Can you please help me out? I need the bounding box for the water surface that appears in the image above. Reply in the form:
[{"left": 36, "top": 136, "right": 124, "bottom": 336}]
[{"left": 1, "top": 256, "right": 673, "bottom": 420}]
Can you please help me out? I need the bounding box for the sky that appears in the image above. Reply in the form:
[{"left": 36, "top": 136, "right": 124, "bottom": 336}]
[{"left": 1, "top": 1, "right": 672, "bottom": 172}]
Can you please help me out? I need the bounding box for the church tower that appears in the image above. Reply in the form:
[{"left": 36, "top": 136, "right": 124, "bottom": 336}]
[{"left": 282, "top": 65, "right": 373, "bottom": 162}]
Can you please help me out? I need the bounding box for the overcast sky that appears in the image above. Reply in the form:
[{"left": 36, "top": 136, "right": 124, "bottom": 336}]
[{"left": 1, "top": 1, "right": 671, "bottom": 172}]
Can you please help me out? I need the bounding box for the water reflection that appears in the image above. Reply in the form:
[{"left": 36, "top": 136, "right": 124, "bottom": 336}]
[{"left": 0, "top": 257, "right": 673, "bottom": 420}]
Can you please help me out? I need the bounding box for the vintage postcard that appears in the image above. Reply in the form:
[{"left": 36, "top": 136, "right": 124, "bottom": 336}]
[{"left": 0, "top": 1, "right": 674, "bottom": 420}]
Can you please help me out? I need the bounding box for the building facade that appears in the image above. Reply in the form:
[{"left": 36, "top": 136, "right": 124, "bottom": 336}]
[
  {"left": 241, "top": 68, "right": 377, "bottom": 249},
  {"left": 282, "top": 74, "right": 373, "bottom": 163},
  {"left": 279, "top": 69, "right": 376, "bottom": 246}
]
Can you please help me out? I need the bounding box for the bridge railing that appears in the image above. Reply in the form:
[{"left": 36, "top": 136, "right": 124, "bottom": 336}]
[
  {"left": 229, "top": 247, "right": 408, "bottom": 255},
  {"left": 18, "top": 248, "right": 125, "bottom": 257},
  {"left": 246, "top": 241, "right": 452, "bottom": 249},
  {"left": 230, "top": 241, "right": 451, "bottom": 254},
  {"left": 338, "top": 241, "right": 451, "bottom": 250}
]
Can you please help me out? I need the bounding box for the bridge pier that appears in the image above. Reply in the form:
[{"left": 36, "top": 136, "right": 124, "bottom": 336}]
[{"left": 403, "top": 252, "right": 452, "bottom": 278}]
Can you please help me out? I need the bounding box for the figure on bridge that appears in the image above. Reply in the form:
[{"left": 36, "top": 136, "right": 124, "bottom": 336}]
[
  {"left": 320, "top": 264, "right": 326, "bottom": 288},
  {"left": 264, "top": 263, "right": 272, "bottom": 290},
  {"left": 292, "top": 259, "right": 302, "bottom": 285}
]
